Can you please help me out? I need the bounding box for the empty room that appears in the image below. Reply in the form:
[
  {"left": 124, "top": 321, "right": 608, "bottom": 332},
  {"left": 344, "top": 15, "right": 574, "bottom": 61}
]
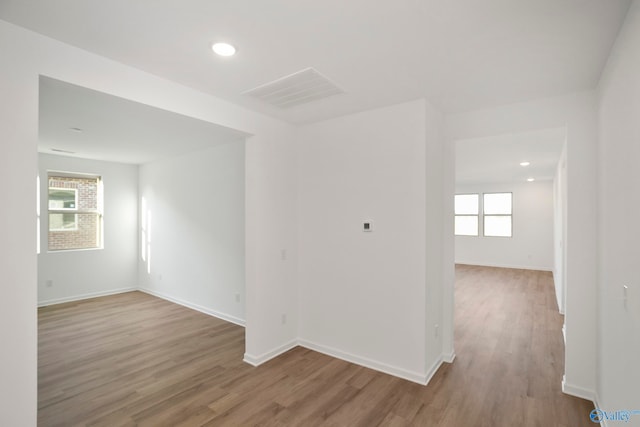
[{"left": 1, "top": 1, "right": 639, "bottom": 426}]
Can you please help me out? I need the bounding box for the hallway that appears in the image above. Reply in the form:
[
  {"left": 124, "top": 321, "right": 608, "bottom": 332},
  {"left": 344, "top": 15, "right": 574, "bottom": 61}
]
[{"left": 443, "top": 265, "right": 594, "bottom": 426}]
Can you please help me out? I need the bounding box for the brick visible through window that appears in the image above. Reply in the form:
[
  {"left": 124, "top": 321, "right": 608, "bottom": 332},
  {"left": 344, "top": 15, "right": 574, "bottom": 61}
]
[{"left": 48, "top": 174, "right": 102, "bottom": 251}]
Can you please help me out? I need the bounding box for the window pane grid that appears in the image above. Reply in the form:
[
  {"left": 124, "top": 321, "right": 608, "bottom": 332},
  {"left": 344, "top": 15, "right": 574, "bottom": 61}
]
[
  {"left": 484, "top": 215, "right": 512, "bottom": 237},
  {"left": 455, "top": 194, "right": 479, "bottom": 215},
  {"left": 483, "top": 192, "right": 512, "bottom": 237},
  {"left": 455, "top": 192, "right": 513, "bottom": 238},
  {"left": 455, "top": 215, "right": 479, "bottom": 236},
  {"left": 455, "top": 194, "right": 479, "bottom": 236},
  {"left": 483, "top": 192, "right": 512, "bottom": 215},
  {"left": 48, "top": 174, "right": 103, "bottom": 251}
]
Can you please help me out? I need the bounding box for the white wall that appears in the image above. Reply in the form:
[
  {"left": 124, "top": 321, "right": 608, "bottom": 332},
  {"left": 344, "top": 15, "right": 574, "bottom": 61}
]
[
  {"left": 138, "top": 142, "right": 246, "bottom": 325},
  {"left": 441, "top": 129, "right": 456, "bottom": 362},
  {"left": 446, "top": 91, "right": 598, "bottom": 399},
  {"left": 243, "top": 125, "right": 298, "bottom": 364},
  {"left": 425, "top": 101, "right": 450, "bottom": 369},
  {"left": 297, "top": 99, "right": 446, "bottom": 383},
  {"left": 553, "top": 144, "right": 567, "bottom": 315},
  {"left": 597, "top": 0, "right": 640, "bottom": 420},
  {"left": 0, "top": 22, "right": 38, "bottom": 427},
  {"left": 455, "top": 181, "right": 555, "bottom": 271},
  {"left": 0, "top": 19, "right": 297, "bottom": 425},
  {"left": 38, "top": 154, "right": 138, "bottom": 305}
]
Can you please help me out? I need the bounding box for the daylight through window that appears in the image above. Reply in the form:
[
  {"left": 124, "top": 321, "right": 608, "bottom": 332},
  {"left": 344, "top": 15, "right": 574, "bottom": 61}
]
[
  {"left": 483, "top": 192, "right": 512, "bottom": 237},
  {"left": 48, "top": 174, "right": 103, "bottom": 251},
  {"left": 454, "top": 194, "right": 479, "bottom": 236}
]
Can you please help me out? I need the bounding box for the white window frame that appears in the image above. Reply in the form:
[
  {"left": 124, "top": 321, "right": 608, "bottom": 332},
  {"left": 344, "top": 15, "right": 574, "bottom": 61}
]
[
  {"left": 48, "top": 187, "right": 79, "bottom": 231},
  {"left": 483, "top": 192, "right": 513, "bottom": 238},
  {"left": 47, "top": 172, "right": 104, "bottom": 251},
  {"left": 48, "top": 187, "right": 78, "bottom": 211},
  {"left": 454, "top": 193, "right": 480, "bottom": 236},
  {"left": 49, "top": 212, "right": 79, "bottom": 232}
]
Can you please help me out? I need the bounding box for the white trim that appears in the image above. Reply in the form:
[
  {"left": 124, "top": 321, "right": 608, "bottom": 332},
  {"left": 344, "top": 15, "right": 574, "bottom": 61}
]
[
  {"left": 246, "top": 338, "right": 450, "bottom": 386},
  {"left": 243, "top": 340, "right": 298, "bottom": 366},
  {"left": 38, "top": 287, "right": 136, "bottom": 307},
  {"left": 46, "top": 246, "right": 104, "bottom": 254},
  {"left": 442, "top": 351, "right": 456, "bottom": 363},
  {"left": 39, "top": 288, "right": 450, "bottom": 387},
  {"left": 552, "top": 270, "right": 565, "bottom": 315},
  {"left": 298, "top": 338, "right": 435, "bottom": 385},
  {"left": 562, "top": 323, "right": 566, "bottom": 345},
  {"left": 594, "top": 393, "right": 609, "bottom": 427},
  {"left": 424, "top": 356, "right": 444, "bottom": 385},
  {"left": 138, "top": 287, "right": 245, "bottom": 327},
  {"left": 454, "top": 262, "right": 552, "bottom": 272},
  {"left": 48, "top": 186, "right": 78, "bottom": 211},
  {"left": 47, "top": 169, "right": 101, "bottom": 179},
  {"left": 561, "top": 375, "right": 595, "bottom": 401}
]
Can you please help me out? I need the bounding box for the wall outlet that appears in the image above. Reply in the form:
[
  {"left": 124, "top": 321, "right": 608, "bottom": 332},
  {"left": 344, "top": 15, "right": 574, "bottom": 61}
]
[
  {"left": 235, "top": 293, "right": 241, "bottom": 303},
  {"left": 363, "top": 221, "right": 374, "bottom": 232},
  {"left": 281, "top": 314, "right": 287, "bottom": 325},
  {"left": 435, "top": 324, "right": 439, "bottom": 337},
  {"left": 46, "top": 279, "right": 53, "bottom": 288},
  {"left": 281, "top": 249, "right": 287, "bottom": 261}
]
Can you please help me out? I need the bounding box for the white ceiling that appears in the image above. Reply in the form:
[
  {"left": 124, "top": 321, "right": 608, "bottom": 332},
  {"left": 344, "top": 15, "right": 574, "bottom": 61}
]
[
  {"left": 0, "top": 0, "right": 631, "bottom": 124},
  {"left": 39, "top": 76, "right": 248, "bottom": 164},
  {"left": 456, "top": 128, "right": 566, "bottom": 184}
]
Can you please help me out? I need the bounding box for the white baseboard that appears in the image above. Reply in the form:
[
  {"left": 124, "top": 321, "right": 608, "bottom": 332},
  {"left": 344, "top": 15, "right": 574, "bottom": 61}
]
[
  {"left": 442, "top": 351, "right": 456, "bottom": 363},
  {"left": 455, "top": 262, "right": 552, "bottom": 272},
  {"left": 139, "top": 287, "right": 245, "bottom": 327},
  {"left": 594, "top": 394, "right": 608, "bottom": 427},
  {"left": 245, "top": 338, "right": 449, "bottom": 387},
  {"left": 41, "top": 287, "right": 448, "bottom": 388},
  {"left": 298, "top": 338, "right": 435, "bottom": 385},
  {"left": 243, "top": 340, "right": 298, "bottom": 366},
  {"left": 425, "top": 356, "right": 444, "bottom": 385},
  {"left": 562, "top": 375, "right": 595, "bottom": 401},
  {"left": 246, "top": 338, "right": 450, "bottom": 387},
  {"left": 38, "top": 287, "right": 137, "bottom": 307},
  {"left": 562, "top": 323, "right": 566, "bottom": 345}
]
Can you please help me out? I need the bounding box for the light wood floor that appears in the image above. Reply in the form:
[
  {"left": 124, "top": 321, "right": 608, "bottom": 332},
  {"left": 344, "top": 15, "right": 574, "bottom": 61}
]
[{"left": 38, "top": 265, "right": 594, "bottom": 426}]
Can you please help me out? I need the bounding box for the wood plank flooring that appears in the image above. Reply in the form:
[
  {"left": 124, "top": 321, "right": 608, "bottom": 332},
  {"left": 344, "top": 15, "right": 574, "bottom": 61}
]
[{"left": 38, "top": 266, "right": 595, "bottom": 426}]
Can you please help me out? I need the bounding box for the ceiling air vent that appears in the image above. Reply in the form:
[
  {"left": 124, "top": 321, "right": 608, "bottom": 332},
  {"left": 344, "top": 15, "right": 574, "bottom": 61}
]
[{"left": 243, "top": 68, "right": 344, "bottom": 109}]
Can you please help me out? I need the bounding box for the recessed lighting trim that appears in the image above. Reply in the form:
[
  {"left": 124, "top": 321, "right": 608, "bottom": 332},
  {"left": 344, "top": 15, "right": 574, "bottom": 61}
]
[
  {"left": 212, "top": 42, "right": 236, "bottom": 57},
  {"left": 520, "top": 161, "right": 530, "bottom": 166},
  {"left": 527, "top": 177, "right": 535, "bottom": 182}
]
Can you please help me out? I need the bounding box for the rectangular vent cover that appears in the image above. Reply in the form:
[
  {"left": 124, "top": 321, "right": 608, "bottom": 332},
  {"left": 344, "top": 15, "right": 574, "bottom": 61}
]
[{"left": 243, "top": 68, "right": 344, "bottom": 109}]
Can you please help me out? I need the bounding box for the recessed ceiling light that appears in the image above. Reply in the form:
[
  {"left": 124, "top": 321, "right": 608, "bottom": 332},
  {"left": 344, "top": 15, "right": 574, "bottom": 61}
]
[
  {"left": 520, "top": 161, "right": 530, "bottom": 166},
  {"left": 212, "top": 42, "right": 236, "bottom": 57},
  {"left": 527, "top": 177, "right": 535, "bottom": 182},
  {"left": 69, "top": 127, "right": 83, "bottom": 133}
]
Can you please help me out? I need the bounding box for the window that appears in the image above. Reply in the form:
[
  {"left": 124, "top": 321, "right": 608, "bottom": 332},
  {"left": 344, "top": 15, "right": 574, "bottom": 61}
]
[
  {"left": 483, "top": 192, "right": 512, "bottom": 237},
  {"left": 49, "top": 188, "right": 78, "bottom": 231},
  {"left": 455, "top": 194, "right": 479, "bottom": 236},
  {"left": 48, "top": 174, "right": 103, "bottom": 251}
]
